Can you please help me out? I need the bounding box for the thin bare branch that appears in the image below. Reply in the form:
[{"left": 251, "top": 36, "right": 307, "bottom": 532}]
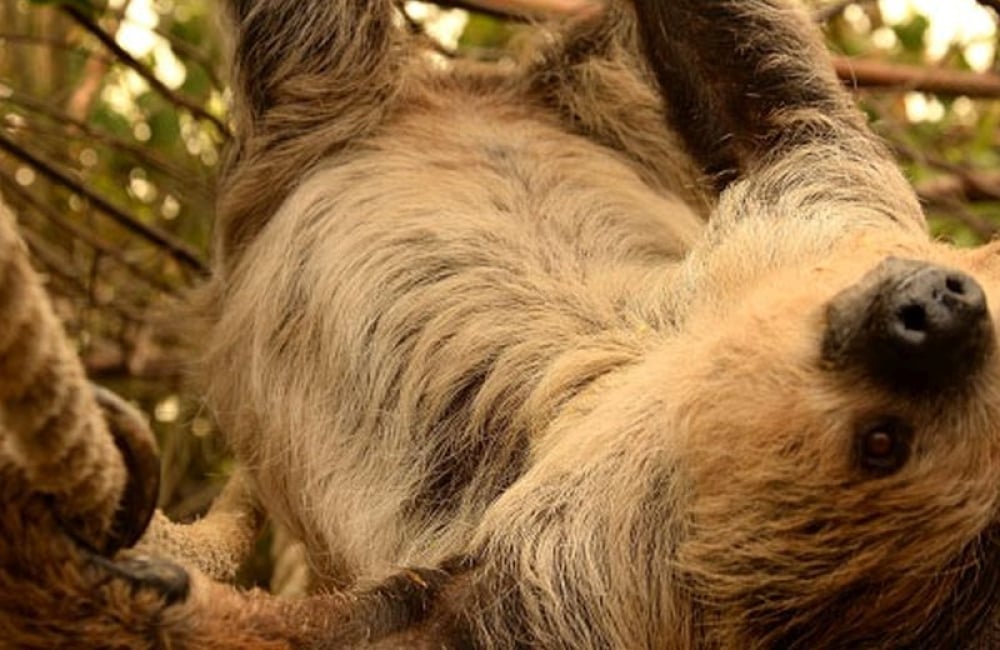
[
  {"left": 0, "top": 132, "right": 208, "bottom": 275},
  {"left": 913, "top": 170, "right": 1000, "bottom": 204},
  {"left": 421, "top": 1, "right": 1000, "bottom": 97},
  {"left": 833, "top": 57, "right": 1000, "bottom": 98},
  {"left": 0, "top": 32, "right": 112, "bottom": 63},
  {"left": 150, "top": 23, "right": 224, "bottom": 92},
  {"left": 426, "top": 0, "right": 598, "bottom": 20},
  {"left": 3, "top": 90, "right": 212, "bottom": 200},
  {"left": 923, "top": 198, "right": 1000, "bottom": 241},
  {"left": 99, "top": 4, "right": 225, "bottom": 91},
  {"left": 895, "top": 140, "right": 1000, "bottom": 204},
  {"left": 975, "top": 0, "right": 1000, "bottom": 16},
  {"left": 18, "top": 227, "right": 149, "bottom": 324},
  {"left": 0, "top": 174, "right": 179, "bottom": 295},
  {"left": 60, "top": 5, "right": 231, "bottom": 139}
]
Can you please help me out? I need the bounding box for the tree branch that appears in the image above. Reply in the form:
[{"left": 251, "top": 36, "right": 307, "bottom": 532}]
[
  {"left": 60, "top": 5, "right": 231, "bottom": 139},
  {"left": 922, "top": 197, "right": 1000, "bottom": 241},
  {"left": 18, "top": 226, "right": 149, "bottom": 324},
  {"left": 425, "top": 1, "right": 1000, "bottom": 97},
  {"left": 0, "top": 173, "right": 179, "bottom": 295},
  {"left": 0, "top": 132, "right": 208, "bottom": 275},
  {"left": 149, "top": 23, "right": 224, "bottom": 92},
  {"left": 976, "top": 0, "right": 1000, "bottom": 16},
  {"left": 833, "top": 58, "right": 1000, "bottom": 98},
  {"left": 912, "top": 170, "right": 1000, "bottom": 204},
  {"left": 4, "top": 90, "right": 212, "bottom": 201},
  {"left": 893, "top": 139, "right": 1000, "bottom": 204},
  {"left": 0, "top": 32, "right": 112, "bottom": 63},
  {"left": 433, "top": 0, "right": 589, "bottom": 19}
]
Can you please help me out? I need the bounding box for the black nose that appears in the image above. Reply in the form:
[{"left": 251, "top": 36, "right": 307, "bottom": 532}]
[{"left": 822, "top": 257, "right": 993, "bottom": 391}]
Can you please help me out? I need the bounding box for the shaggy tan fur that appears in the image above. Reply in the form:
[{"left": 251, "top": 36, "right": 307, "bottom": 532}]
[
  {"left": 194, "top": 0, "right": 1000, "bottom": 647},
  {"left": 7, "top": 0, "right": 1000, "bottom": 647}
]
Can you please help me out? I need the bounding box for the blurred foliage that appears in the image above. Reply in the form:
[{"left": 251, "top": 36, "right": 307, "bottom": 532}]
[
  {"left": 0, "top": 0, "right": 998, "bottom": 586},
  {"left": 1, "top": 0, "right": 224, "bottom": 521},
  {"left": 818, "top": 0, "right": 1000, "bottom": 244}
]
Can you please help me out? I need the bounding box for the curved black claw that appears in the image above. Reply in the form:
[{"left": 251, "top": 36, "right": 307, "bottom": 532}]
[
  {"left": 90, "top": 553, "right": 191, "bottom": 606},
  {"left": 92, "top": 385, "right": 161, "bottom": 555}
]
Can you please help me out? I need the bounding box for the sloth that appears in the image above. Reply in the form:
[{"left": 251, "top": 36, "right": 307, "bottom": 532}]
[{"left": 3, "top": 0, "right": 1000, "bottom": 648}]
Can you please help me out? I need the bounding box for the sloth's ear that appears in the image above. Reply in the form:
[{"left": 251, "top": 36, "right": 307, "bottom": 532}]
[{"left": 629, "top": 0, "right": 870, "bottom": 188}]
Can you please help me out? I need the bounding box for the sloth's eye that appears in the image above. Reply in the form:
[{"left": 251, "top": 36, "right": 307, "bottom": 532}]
[
  {"left": 857, "top": 418, "right": 912, "bottom": 474},
  {"left": 865, "top": 431, "right": 895, "bottom": 458}
]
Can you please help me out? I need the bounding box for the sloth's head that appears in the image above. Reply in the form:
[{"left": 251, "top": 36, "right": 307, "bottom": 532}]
[{"left": 670, "top": 232, "right": 1000, "bottom": 647}]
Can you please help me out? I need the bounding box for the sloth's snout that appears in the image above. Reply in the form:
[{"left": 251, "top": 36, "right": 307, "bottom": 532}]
[
  {"left": 822, "top": 257, "right": 993, "bottom": 390},
  {"left": 887, "top": 266, "right": 986, "bottom": 350}
]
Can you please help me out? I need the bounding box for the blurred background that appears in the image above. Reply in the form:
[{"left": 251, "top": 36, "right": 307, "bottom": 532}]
[{"left": 1, "top": 0, "right": 998, "bottom": 585}]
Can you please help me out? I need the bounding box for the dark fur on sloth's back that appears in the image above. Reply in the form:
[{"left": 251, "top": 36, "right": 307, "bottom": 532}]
[{"left": 199, "top": 1, "right": 1000, "bottom": 648}]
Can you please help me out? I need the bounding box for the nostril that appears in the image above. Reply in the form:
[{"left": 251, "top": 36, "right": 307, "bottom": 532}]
[
  {"left": 822, "top": 257, "right": 995, "bottom": 392},
  {"left": 898, "top": 304, "right": 927, "bottom": 333},
  {"left": 945, "top": 275, "right": 966, "bottom": 296}
]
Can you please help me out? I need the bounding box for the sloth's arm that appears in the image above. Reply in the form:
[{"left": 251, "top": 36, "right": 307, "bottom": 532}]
[
  {"left": 0, "top": 202, "right": 471, "bottom": 648},
  {"left": 135, "top": 468, "right": 265, "bottom": 582}
]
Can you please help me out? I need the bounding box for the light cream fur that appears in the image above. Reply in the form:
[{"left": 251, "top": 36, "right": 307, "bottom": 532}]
[{"left": 191, "top": 0, "right": 1000, "bottom": 647}]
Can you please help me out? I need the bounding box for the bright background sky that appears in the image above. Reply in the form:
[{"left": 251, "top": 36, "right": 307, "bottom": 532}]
[{"left": 878, "top": 0, "right": 995, "bottom": 71}]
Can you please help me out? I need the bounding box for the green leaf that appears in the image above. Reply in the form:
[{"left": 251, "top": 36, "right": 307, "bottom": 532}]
[
  {"left": 459, "top": 14, "right": 516, "bottom": 51},
  {"left": 893, "top": 15, "right": 930, "bottom": 53}
]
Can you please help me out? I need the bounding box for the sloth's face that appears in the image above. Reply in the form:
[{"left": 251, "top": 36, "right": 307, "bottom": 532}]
[{"left": 668, "top": 234, "right": 1000, "bottom": 647}]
